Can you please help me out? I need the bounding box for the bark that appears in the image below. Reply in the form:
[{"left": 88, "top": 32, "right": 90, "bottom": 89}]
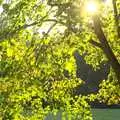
[
  {"left": 112, "top": 0, "right": 120, "bottom": 38},
  {"left": 92, "top": 15, "right": 120, "bottom": 82}
]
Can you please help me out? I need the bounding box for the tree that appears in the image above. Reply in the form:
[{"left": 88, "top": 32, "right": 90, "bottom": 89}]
[{"left": 0, "top": 0, "right": 120, "bottom": 119}]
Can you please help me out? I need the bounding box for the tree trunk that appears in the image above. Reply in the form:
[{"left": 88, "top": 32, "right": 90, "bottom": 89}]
[{"left": 92, "top": 15, "right": 120, "bottom": 82}]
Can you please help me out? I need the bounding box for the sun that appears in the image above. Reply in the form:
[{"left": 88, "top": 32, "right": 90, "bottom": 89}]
[{"left": 86, "top": 1, "right": 98, "bottom": 14}]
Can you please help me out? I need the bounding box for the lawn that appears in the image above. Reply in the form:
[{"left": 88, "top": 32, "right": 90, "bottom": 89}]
[
  {"left": 45, "top": 109, "right": 120, "bottom": 120},
  {"left": 92, "top": 109, "right": 120, "bottom": 120}
]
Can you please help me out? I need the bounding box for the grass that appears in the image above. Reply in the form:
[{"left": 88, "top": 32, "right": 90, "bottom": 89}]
[
  {"left": 92, "top": 109, "right": 120, "bottom": 120},
  {"left": 45, "top": 109, "right": 120, "bottom": 120}
]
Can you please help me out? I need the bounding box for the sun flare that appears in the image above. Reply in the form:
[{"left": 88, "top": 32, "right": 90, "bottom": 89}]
[{"left": 86, "top": 1, "right": 97, "bottom": 14}]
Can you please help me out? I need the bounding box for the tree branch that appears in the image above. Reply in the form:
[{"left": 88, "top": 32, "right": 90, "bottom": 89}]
[
  {"left": 112, "top": 0, "right": 120, "bottom": 38},
  {"left": 92, "top": 15, "right": 120, "bottom": 82},
  {"left": 0, "top": 17, "right": 66, "bottom": 42},
  {"left": 89, "top": 39, "right": 103, "bottom": 49},
  {"left": 46, "top": 22, "right": 57, "bottom": 35}
]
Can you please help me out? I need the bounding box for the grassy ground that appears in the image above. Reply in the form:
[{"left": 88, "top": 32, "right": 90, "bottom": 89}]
[
  {"left": 45, "top": 109, "right": 120, "bottom": 120},
  {"left": 92, "top": 109, "right": 120, "bottom": 120}
]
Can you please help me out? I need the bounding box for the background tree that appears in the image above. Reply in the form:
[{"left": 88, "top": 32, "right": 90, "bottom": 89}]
[{"left": 0, "top": 0, "right": 120, "bottom": 119}]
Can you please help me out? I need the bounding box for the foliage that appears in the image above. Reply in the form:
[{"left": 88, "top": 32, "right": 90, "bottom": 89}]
[
  {"left": 0, "top": 0, "right": 120, "bottom": 120},
  {"left": 97, "top": 70, "right": 120, "bottom": 105}
]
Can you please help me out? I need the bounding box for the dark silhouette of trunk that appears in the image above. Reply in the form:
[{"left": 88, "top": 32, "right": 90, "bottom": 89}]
[
  {"left": 112, "top": 0, "right": 120, "bottom": 38},
  {"left": 92, "top": 15, "right": 120, "bottom": 82}
]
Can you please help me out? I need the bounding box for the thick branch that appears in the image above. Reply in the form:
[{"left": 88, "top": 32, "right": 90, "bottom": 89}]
[
  {"left": 112, "top": 0, "right": 120, "bottom": 38},
  {"left": 92, "top": 15, "right": 120, "bottom": 82}
]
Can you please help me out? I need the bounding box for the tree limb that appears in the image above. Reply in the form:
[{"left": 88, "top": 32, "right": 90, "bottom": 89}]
[
  {"left": 112, "top": 0, "right": 120, "bottom": 38},
  {"left": 89, "top": 39, "right": 103, "bottom": 49},
  {"left": 0, "top": 17, "right": 66, "bottom": 42},
  {"left": 92, "top": 15, "right": 120, "bottom": 82}
]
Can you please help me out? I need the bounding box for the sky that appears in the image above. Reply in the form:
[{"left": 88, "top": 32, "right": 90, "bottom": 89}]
[
  {"left": 0, "top": 0, "right": 112, "bottom": 36},
  {"left": 0, "top": 6, "right": 3, "bottom": 14}
]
